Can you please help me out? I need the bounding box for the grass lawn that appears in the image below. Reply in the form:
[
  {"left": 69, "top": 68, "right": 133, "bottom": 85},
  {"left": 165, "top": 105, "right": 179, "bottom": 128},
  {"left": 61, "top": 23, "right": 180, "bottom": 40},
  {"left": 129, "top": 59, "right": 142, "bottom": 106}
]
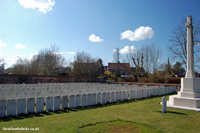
[{"left": 0, "top": 95, "right": 200, "bottom": 133}]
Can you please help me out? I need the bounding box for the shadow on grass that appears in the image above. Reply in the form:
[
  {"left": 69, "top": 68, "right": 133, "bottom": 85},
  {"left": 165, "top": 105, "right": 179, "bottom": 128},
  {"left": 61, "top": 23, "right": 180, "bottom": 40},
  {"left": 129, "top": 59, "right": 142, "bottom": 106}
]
[
  {"left": 53, "top": 110, "right": 70, "bottom": 114},
  {"left": 0, "top": 100, "right": 142, "bottom": 122},
  {"left": 155, "top": 111, "right": 188, "bottom": 115},
  {"left": 78, "top": 119, "right": 163, "bottom": 132},
  {"left": 166, "top": 111, "right": 188, "bottom": 115},
  {"left": 0, "top": 112, "right": 54, "bottom": 122}
]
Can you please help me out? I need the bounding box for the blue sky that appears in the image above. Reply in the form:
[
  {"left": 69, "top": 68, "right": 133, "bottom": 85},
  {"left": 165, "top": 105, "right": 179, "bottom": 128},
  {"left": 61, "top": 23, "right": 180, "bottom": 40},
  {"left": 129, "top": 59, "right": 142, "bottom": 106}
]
[{"left": 0, "top": 0, "right": 200, "bottom": 68}]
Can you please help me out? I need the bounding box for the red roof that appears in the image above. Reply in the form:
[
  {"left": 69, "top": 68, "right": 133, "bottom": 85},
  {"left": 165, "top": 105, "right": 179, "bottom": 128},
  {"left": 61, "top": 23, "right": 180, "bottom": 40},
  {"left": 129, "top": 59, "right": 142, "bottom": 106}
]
[{"left": 108, "top": 63, "right": 130, "bottom": 69}]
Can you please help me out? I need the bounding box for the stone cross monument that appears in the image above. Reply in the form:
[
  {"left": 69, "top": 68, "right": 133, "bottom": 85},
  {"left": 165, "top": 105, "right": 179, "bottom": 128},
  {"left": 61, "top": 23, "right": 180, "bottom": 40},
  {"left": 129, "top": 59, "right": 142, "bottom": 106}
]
[
  {"left": 185, "top": 15, "right": 195, "bottom": 78},
  {"left": 167, "top": 15, "right": 200, "bottom": 111}
]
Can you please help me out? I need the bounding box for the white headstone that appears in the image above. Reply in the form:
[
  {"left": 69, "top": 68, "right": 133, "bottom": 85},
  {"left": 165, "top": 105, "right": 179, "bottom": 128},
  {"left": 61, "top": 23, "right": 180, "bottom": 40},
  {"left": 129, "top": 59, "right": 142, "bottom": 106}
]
[
  {"left": 46, "top": 96, "right": 53, "bottom": 111},
  {"left": 69, "top": 95, "right": 76, "bottom": 108},
  {"left": 116, "top": 91, "right": 121, "bottom": 102},
  {"left": 61, "top": 95, "right": 68, "bottom": 110},
  {"left": 36, "top": 97, "right": 44, "bottom": 113},
  {"left": 7, "top": 99, "right": 17, "bottom": 116},
  {"left": 27, "top": 98, "right": 35, "bottom": 113},
  {"left": 101, "top": 92, "right": 106, "bottom": 104},
  {"left": 124, "top": 91, "right": 129, "bottom": 100},
  {"left": 162, "top": 97, "right": 167, "bottom": 113},
  {"left": 134, "top": 89, "right": 139, "bottom": 99},
  {"left": 17, "top": 98, "right": 26, "bottom": 115},
  {"left": 54, "top": 96, "right": 61, "bottom": 111},
  {"left": 110, "top": 92, "right": 115, "bottom": 103},
  {"left": 87, "top": 93, "right": 92, "bottom": 106},
  {"left": 119, "top": 91, "right": 123, "bottom": 101},
  {"left": 106, "top": 92, "right": 110, "bottom": 103},
  {"left": 90, "top": 93, "right": 96, "bottom": 106},
  {"left": 76, "top": 94, "right": 81, "bottom": 107},
  {"left": 130, "top": 90, "right": 135, "bottom": 100},
  {"left": 96, "top": 93, "right": 101, "bottom": 104},
  {"left": 81, "top": 94, "right": 87, "bottom": 107},
  {"left": 161, "top": 87, "right": 165, "bottom": 95},
  {"left": 143, "top": 89, "right": 147, "bottom": 98},
  {"left": 0, "top": 100, "right": 6, "bottom": 117}
]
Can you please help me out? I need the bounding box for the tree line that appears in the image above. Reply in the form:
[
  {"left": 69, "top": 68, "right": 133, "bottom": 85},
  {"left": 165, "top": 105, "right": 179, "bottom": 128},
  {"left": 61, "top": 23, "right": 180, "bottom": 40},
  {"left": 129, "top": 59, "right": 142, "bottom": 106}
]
[{"left": 4, "top": 45, "right": 104, "bottom": 78}]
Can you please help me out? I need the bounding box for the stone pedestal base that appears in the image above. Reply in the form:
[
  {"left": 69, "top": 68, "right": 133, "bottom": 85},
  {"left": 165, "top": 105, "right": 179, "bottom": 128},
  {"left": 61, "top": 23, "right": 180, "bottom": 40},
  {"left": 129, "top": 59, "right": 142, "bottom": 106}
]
[{"left": 167, "top": 78, "right": 200, "bottom": 111}]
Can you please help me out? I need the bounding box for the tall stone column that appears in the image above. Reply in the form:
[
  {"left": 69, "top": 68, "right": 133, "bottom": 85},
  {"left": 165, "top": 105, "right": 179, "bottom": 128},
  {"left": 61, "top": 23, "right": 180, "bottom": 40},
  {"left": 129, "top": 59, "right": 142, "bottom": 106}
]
[
  {"left": 167, "top": 15, "right": 200, "bottom": 111},
  {"left": 185, "top": 15, "right": 195, "bottom": 78}
]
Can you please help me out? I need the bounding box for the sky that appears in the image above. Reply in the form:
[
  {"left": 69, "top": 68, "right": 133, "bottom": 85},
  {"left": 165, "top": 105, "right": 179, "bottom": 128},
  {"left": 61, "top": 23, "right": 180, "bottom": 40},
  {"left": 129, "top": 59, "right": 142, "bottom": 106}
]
[{"left": 0, "top": 0, "right": 200, "bottom": 68}]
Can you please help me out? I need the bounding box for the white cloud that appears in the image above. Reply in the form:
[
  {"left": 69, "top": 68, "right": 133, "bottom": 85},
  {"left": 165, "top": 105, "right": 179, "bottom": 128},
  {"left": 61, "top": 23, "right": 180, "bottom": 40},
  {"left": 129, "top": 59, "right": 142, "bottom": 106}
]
[
  {"left": 89, "top": 34, "right": 104, "bottom": 43},
  {"left": 197, "top": 43, "right": 200, "bottom": 46},
  {"left": 4, "top": 53, "right": 39, "bottom": 68},
  {"left": 121, "top": 26, "right": 154, "bottom": 41},
  {"left": 28, "top": 53, "right": 39, "bottom": 60},
  {"left": 18, "top": 0, "right": 55, "bottom": 14},
  {"left": 3, "top": 51, "right": 75, "bottom": 68},
  {"left": 65, "top": 51, "right": 75, "bottom": 55},
  {"left": 0, "top": 49, "right": 3, "bottom": 57},
  {"left": 55, "top": 51, "right": 75, "bottom": 55},
  {"left": 15, "top": 44, "right": 26, "bottom": 49},
  {"left": 70, "top": 58, "right": 75, "bottom": 63},
  {"left": 113, "top": 45, "right": 137, "bottom": 54},
  {"left": 0, "top": 39, "right": 8, "bottom": 47},
  {"left": 61, "top": 52, "right": 75, "bottom": 55},
  {"left": 65, "top": 58, "right": 75, "bottom": 66},
  {"left": 28, "top": 52, "right": 75, "bottom": 60},
  {"left": 4, "top": 55, "right": 27, "bottom": 68}
]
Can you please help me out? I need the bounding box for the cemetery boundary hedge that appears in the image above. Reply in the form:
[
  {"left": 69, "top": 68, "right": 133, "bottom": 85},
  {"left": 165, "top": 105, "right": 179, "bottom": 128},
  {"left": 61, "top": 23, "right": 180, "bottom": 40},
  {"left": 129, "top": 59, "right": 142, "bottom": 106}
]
[
  {"left": 0, "top": 74, "right": 105, "bottom": 84},
  {"left": 120, "top": 77, "right": 181, "bottom": 84}
]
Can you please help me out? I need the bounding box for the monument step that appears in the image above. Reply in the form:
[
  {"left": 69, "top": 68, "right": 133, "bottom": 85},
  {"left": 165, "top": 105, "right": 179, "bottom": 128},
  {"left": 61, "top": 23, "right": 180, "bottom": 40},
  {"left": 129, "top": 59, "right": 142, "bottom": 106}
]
[
  {"left": 167, "top": 101, "right": 200, "bottom": 112},
  {"left": 168, "top": 95, "right": 200, "bottom": 109},
  {"left": 180, "top": 88, "right": 200, "bottom": 93},
  {"left": 178, "top": 92, "right": 200, "bottom": 98}
]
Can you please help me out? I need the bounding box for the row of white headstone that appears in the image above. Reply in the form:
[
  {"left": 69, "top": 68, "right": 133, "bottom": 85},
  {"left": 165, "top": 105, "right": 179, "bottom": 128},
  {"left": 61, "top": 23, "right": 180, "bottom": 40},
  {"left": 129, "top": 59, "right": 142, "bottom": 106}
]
[
  {"left": 0, "top": 83, "right": 176, "bottom": 118},
  {"left": 0, "top": 83, "right": 174, "bottom": 100}
]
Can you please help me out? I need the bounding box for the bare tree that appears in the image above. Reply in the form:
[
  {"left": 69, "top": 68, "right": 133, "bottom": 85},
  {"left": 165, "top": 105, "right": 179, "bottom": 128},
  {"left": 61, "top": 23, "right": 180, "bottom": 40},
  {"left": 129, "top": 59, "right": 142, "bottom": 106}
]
[
  {"left": 10, "top": 45, "right": 66, "bottom": 75},
  {"left": 113, "top": 48, "right": 121, "bottom": 78},
  {"left": 168, "top": 18, "right": 200, "bottom": 69},
  {"left": 148, "top": 44, "right": 160, "bottom": 73},
  {"left": 0, "top": 57, "right": 5, "bottom": 74},
  {"left": 127, "top": 44, "right": 160, "bottom": 74},
  {"left": 26, "top": 56, "right": 41, "bottom": 75},
  {"left": 113, "top": 48, "right": 121, "bottom": 63},
  {"left": 36, "top": 45, "right": 65, "bottom": 75},
  {"left": 72, "top": 51, "right": 103, "bottom": 77},
  {"left": 132, "top": 53, "right": 144, "bottom": 82},
  {"left": 10, "top": 58, "right": 28, "bottom": 74}
]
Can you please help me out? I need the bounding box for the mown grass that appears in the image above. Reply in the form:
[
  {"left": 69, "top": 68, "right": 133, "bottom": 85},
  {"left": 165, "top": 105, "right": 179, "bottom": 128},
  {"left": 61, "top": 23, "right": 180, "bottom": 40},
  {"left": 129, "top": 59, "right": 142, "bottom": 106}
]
[{"left": 0, "top": 95, "right": 200, "bottom": 133}]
